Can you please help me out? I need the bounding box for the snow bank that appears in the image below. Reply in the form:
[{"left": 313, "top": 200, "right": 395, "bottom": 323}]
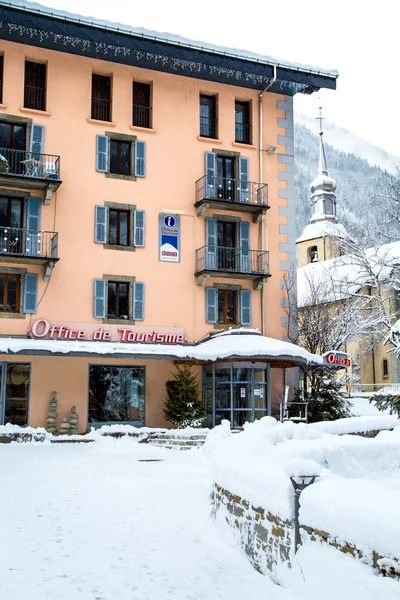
[
  {"left": 209, "top": 416, "right": 400, "bottom": 559},
  {"left": 350, "top": 395, "right": 392, "bottom": 416}
]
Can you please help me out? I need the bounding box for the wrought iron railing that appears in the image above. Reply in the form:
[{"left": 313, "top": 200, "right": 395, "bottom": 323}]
[
  {"left": 24, "top": 85, "right": 46, "bottom": 111},
  {"left": 200, "top": 116, "right": 217, "bottom": 139},
  {"left": 235, "top": 122, "right": 251, "bottom": 144},
  {"left": 0, "top": 147, "right": 60, "bottom": 180},
  {"left": 91, "top": 97, "right": 112, "bottom": 122},
  {"left": 195, "top": 175, "right": 268, "bottom": 207},
  {"left": 132, "top": 104, "right": 152, "bottom": 128},
  {"left": 196, "top": 245, "right": 269, "bottom": 275},
  {"left": 0, "top": 227, "right": 58, "bottom": 259}
]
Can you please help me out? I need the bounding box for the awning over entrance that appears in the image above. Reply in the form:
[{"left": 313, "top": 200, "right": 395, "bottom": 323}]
[{"left": 0, "top": 329, "right": 322, "bottom": 369}]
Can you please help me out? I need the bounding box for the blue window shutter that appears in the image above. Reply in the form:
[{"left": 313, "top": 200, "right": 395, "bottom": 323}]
[
  {"left": 26, "top": 196, "right": 41, "bottom": 256},
  {"left": 94, "top": 206, "right": 107, "bottom": 243},
  {"left": 96, "top": 135, "right": 109, "bottom": 172},
  {"left": 238, "top": 156, "right": 249, "bottom": 203},
  {"left": 94, "top": 279, "right": 106, "bottom": 319},
  {"left": 206, "top": 288, "right": 217, "bottom": 324},
  {"left": 239, "top": 221, "right": 250, "bottom": 271},
  {"left": 134, "top": 210, "right": 145, "bottom": 247},
  {"left": 23, "top": 273, "right": 38, "bottom": 314},
  {"left": 240, "top": 290, "right": 252, "bottom": 325},
  {"left": 133, "top": 282, "right": 145, "bottom": 320},
  {"left": 205, "top": 151, "right": 216, "bottom": 197},
  {"left": 206, "top": 217, "right": 217, "bottom": 269},
  {"left": 134, "top": 140, "right": 146, "bottom": 177},
  {"left": 30, "top": 124, "right": 45, "bottom": 156}
]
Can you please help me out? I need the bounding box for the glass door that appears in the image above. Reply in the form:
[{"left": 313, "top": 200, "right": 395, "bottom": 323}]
[
  {"left": 0, "top": 363, "right": 30, "bottom": 426},
  {"left": 232, "top": 366, "right": 253, "bottom": 427},
  {"left": 214, "top": 366, "right": 231, "bottom": 425}
]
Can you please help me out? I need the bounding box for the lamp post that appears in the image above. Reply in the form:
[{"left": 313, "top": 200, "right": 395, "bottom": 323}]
[{"left": 290, "top": 475, "right": 317, "bottom": 553}]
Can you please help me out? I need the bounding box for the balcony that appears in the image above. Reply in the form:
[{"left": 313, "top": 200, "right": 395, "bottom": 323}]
[
  {"left": 132, "top": 105, "right": 152, "bottom": 129},
  {"left": 195, "top": 175, "right": 268, "bottom": 218},
  {"left": 91, "top": 97, "right": 112, "bottom": 122},
  {"left": 0, "top": 147, "right": 61, "bottom": 204},
  {"left": 195, "top": 245, "right": 270, "bottom": 287},
  {"left": 0, "top": 226, "right": 59, "bottom": 281}
]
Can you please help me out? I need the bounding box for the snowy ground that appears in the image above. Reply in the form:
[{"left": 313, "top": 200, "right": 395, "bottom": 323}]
[{"left": 1, "top": 438, "right": 399, "bottom": 600}]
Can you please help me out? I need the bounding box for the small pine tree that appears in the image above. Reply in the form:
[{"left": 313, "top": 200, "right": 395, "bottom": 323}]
[
  {"left": 371, "top": 394, "right": 400, "bottom": 417},
  {"left": 292, "top": 369, "right": 352, "bottom": 423},
  {"left": 163, "top": 365, "right": 205, "bottom": 428}
]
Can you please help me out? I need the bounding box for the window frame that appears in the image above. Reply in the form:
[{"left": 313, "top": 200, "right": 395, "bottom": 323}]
[
  {"left": 101, "top": 274, "right": 136, "bottom": 324},
  {"left": 24, "top": 61, "right": 47, "bottom": 112},
  {"left": 308, "top": 245, "right": 319, "bottom": 263},
  {"left": 107, "top": 280, "right": 130, "bottom": 320},
  {"left": 199, "top": 94, "right": 217, "bottom": 139},
  {"left": 109, "top": 139, "right": 132, "bottom": 176},
  {"left": 235, "top": 100, "right": 251, "bottom": 144},
  {"left": 104, "top": 132, "right": 137, "bottom": 181},
  {"left": 91, "top": 73, "right": 112, "bottom": 122},
  {"left": 108, "top": 208, "right": 131, "bottom": 247},
  {"left": 132, "top": 81, "right": 152, "bottom": 129},
  {"left": 217, "top": 289, "right": 238, "bottom": 325},
  {"left": 382, "top": 358, "right": 389, "bottom": 379},
  {"left": 0, "top": 272, "right": 21, "bottom": 313}
]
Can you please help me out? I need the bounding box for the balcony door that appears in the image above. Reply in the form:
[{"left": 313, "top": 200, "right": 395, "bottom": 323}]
[
  {"left": 0, "top": 122, "right": 26, "bottom": 175},
  {"left": 217, "top": 156, "right": 235, "bottom": 201},
  {"left": 217, "top": 221, "right": 236, "bottom": 270},
  {"left": 0, "top": 197, "right": 23, "bottom": 255}
]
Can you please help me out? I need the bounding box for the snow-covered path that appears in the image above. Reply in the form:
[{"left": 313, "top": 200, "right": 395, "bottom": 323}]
[{"left": 0, "top": 439, "right": 296, "bottom": 600}]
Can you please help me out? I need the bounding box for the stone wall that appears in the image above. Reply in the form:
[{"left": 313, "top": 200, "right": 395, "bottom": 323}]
[{"left": 214, "top": 482, "right": 400, "bottom": 580}]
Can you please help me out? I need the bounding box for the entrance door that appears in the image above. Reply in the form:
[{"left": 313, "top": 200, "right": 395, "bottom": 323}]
[
  {"left": 0, "top": 363, "right": 30, "bottom": 426},
  {"left": 232, "top": 367, "right": 253, "bottom": 427},
  {"left": 217, "top": 221, "right": 236, "bottom": 270},
  {"left": 217, "top": 156, "right": 235, "bottom": 201},
  {"left": 0, "top": 197, "right": 24, "bottom": 254},
  {"left": 214, "top": 366, "right": 231, "bottom": 426}
]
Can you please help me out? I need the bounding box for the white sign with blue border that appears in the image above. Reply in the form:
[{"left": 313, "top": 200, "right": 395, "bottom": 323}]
[{"left": 159, "top": 214, "right": 181, "bottom": 262}]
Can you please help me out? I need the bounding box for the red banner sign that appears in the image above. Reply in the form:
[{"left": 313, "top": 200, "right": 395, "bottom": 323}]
[{"left": 323, "top": 351, "right": 351, "bottom": 368}]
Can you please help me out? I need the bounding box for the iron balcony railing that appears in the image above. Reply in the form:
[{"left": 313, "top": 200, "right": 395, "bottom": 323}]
[
  {"left": 132, "top": 104, "right": 152, "bottom": 128},
  {"left": 235, "top": 122, "right": 251, "bottom": 144},
  {"left": 0, "top": 147, "right": 61, "bottom": 180},
  {"left": 196, "top": 245, "right": 269, "bottom": 275},
  {"left": 196, "top": 175, "right": 268, "bottom": 207},
  {"left": 0, "top": 227, "right": 58, "bottom": 259},
  {"left": 200, "top": 116, "right": 217, "bottom": 139},
  {"left": 24, "top": 85, "right": 46, "bottom": 112},
  {"left": 91, "top": 97, "right": 112, "bottom": 122}
]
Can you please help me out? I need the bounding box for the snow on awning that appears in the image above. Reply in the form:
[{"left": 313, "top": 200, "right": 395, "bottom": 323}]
[{"left": 0, "top": 329, "right": 322, "bottom": 367}]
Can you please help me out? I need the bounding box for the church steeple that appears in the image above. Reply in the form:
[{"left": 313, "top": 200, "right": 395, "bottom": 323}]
[{"left": 309, "top": 107, "right": 337, "bottom": 224}]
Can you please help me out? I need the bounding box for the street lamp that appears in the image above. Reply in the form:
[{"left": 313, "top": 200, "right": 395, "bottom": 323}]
[{"left": 290, "top": 475, "right": 317, "bottom": 553}]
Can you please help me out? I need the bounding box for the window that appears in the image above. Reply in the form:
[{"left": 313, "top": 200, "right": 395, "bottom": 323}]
[
  {"left": 325, "top": 198, "right": 334, "bottom": 214},
  {"left": 88, "top": 365, "right": 145, "bottom": 424},
  {"left": 0, "top": 273, "right": 20, "bottom": 312},
  {"left": 132, "top": 82, "right": 151, "bottom": 128},
  {"left": 0, "top": 55, "right": 3, "bottom": 105},
  {"left": 0, "top": 363, "right": 31, "bottom": 426},
  {"left": 91, "top": 74, "right": 112, "bottom": 122},
  {"left": 24, "top": 61, "right": 46, "bottom": 111},
  {"left": 218, "top": 289, "right": 237, "bottom": 324},
  {"left": 110, "top": 139, "right": 131, "bottom": 176},
  {"left": 383, "top": 359, "right": 389, "bottom": 378},
  {"left": 235, "top": 101, "right": 251, "bottom": 144},
  {"left": 107, "top": 281, "right": 129, "bottom": 319},
  {"left": 200, "top": 94, "right": 217, "bottom": 139},
  {"left": 96, "top": 136, "right": 146, "bottom": 178},
  {"left": 109, "top": 209, "right": 130, "bottom": 246},
  {"left": 206, "top": 287, "right": 251, "bottom": 326},
  {"left": 94, "top": 206, "right": 145, "bottom": 248},
  {"left": 94, "top": 279, "right": 144, "bottom": 321},
  {"left": 309, "top": 246, "right": 318, "bottom": 263}
]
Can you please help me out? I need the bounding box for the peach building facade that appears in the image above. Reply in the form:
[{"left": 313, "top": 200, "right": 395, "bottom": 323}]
[{"left": 0, "top": 2, "right": 337, "bottom": 432}]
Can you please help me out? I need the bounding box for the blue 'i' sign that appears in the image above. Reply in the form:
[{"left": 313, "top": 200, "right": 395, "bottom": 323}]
[{"left": 164, "top": 215, "right": 176, "bottom": 228}]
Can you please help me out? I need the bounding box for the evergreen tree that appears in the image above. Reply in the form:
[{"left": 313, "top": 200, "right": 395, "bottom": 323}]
[
  {"left": 292, "top": 368, "right": 352, "bottom": 423},
  {"left": 371, "top": 393, "right": 400, "bottom": 417},
  {"left": 163, "top": 365, "right": 205, "bottom": 428}
]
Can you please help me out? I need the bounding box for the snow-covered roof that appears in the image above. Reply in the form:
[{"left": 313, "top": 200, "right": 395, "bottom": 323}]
[
  {"left": 5, "top": 0, "right": 338, "bottom": 78},
  {"left": 296, "top": 221, "right": 348, "bottom": 243},
  {"left": 0, "top": 329, "right": 322, "bottom": 367},
  {"left": 0, "top": 1, "right": 338, "bottom": 96},
  {"left": 297, "top": 240, "right": 400, "bottom": 308}
]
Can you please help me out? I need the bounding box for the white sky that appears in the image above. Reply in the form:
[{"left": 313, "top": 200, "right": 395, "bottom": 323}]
[{"left": 33, "top": 0, "right": 400, "bottom": 155}]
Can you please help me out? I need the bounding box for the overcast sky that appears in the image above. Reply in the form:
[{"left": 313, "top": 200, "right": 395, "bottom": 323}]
[{"left": 34, "top": 0, "right": 400, "bottom": 156}]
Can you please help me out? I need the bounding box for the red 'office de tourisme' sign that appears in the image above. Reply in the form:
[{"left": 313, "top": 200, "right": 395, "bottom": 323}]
[
  {"left": 29, "top": 319, "right": 185, "bottom": 344},
  {"left": 323, "top": 351, "right": 351, "bottom": 368}
]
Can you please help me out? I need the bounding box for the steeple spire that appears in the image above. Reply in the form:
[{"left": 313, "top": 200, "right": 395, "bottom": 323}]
[
  {"left": 317, "top": 106, "right": 328, "bottom": 176},
  {"left": 309, "top": 106, "right": 337, "bottom": 224}
]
